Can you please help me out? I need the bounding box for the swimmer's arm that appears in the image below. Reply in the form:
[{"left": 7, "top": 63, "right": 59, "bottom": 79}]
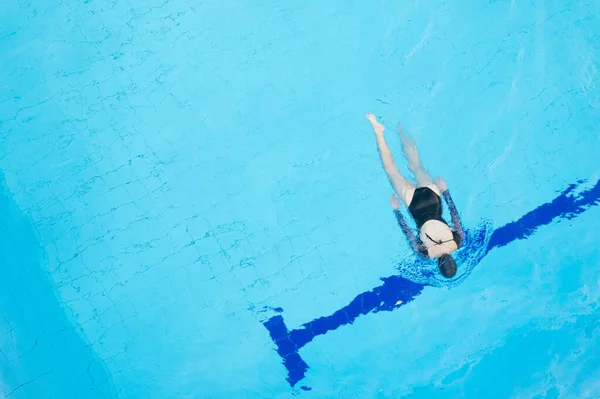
[
  {"left": 436, "top": 178, "right": 465, "bottom": 241},
  {"left": 441, "top": 190, "right": 465, "bottom": 242},
  {"left": 393, "top": 209, "right": 427, "bottom": 257}
]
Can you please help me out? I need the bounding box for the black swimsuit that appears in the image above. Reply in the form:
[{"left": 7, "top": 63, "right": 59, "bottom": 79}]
[{"left": 408, "top": 187, "right": 444, "bottom": 228}]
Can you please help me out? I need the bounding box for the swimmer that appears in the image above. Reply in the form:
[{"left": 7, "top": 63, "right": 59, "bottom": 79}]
[{"left": 366, "top": 112, "right": 464, "bottom": 278}]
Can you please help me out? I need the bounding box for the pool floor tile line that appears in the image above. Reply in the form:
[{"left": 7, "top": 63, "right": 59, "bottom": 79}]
[{"left": 263, "top": 178, "right": 600, "bottom": 388}]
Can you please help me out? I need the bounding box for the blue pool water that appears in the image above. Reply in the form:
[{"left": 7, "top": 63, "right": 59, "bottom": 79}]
[{"left": 1, "top": 1, "right": 600, "bottom": 398}]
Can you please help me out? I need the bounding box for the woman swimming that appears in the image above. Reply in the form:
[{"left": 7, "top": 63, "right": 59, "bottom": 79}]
[{"left": 366, "top": 112, "right": 464, "bottom": 278}]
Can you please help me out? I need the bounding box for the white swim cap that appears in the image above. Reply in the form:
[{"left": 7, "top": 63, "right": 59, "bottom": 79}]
[{"left": 420, "top": 220, "right": 457, "bottom": 257}]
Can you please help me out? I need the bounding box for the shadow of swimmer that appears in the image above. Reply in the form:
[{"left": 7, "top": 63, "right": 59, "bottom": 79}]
[{"left": 261, "top": 179, "right": 600, "bottom": 390}]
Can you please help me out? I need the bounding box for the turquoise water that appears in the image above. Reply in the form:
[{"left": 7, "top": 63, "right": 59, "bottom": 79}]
[{"left": 1, "top": 1, "right": 600, "bottom": 398}]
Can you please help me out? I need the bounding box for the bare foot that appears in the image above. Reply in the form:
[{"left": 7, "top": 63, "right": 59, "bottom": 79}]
[
  {"left": 398, "top": 125, "right": 417, "bottom": 147},
  {"left": 399, "top": 128, "right": 420, "bottom": 166},
  {"left": 366, "top": 112, "right": 385, "bottom": 136}
]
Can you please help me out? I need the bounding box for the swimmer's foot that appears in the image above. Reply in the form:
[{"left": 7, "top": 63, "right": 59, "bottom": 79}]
[
  {"left": 398, "top": 123, "right": 417, "bottom": 148},
  {"left": 398, "top": 125, "right": 421, "bottom": 166},
  {"left": 366, "top": 112, "right": 385, "bottom": 136}
]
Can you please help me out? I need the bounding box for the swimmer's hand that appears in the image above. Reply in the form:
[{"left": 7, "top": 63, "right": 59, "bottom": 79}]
[
  {"left": 390, "top": 193, "right": 401, "bottom": 210},
  {"left": 436, "top": 178, "right": 448, "bottom": 192}
]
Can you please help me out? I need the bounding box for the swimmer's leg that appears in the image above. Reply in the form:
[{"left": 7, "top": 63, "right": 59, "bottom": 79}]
[
  {"left": 366, "top": 113, "right": 415, "bottom": 206},
  {"left": 398, "top": 124, "right": 438, "bottom": 192}
]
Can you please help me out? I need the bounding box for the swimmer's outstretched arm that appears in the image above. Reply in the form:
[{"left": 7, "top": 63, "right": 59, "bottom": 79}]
[
  {"left": 436, "top": 178, "right": 465, "bottom": 242},
  {"left": 391, "top": 194, "right": 427, "bottom": 257}
]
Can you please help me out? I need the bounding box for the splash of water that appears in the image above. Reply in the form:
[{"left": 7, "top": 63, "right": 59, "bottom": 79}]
[{"left": 394, "top": 219, "right": 495, "bottom": 288}]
